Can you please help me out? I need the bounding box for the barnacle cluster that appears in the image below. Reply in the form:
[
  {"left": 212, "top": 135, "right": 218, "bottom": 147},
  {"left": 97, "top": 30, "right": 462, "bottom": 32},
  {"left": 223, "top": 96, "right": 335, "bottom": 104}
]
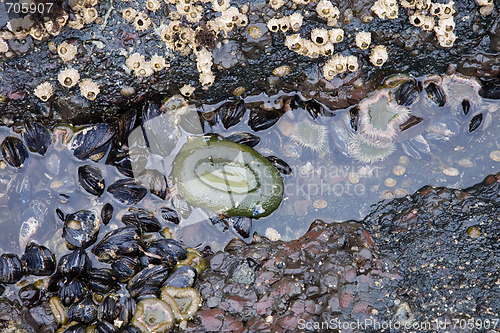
[
  {"left": 371, "top": 0, "right": 399, "bottom": 20},
  {"left": 126, "top": 53, "right": 169, "bottom": 78}
]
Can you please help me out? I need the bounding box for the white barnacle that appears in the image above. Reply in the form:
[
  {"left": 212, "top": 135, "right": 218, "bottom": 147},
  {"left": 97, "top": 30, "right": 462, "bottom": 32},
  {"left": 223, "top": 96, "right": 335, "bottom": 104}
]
[
  {"left": 149, "top": 55, "right": 168, "bottom": 72},
  {"left": 122, "top": 7, "right": 137, "bottom": 21},
  {"left": 284, "top": 34, "right": 304, "bottom": 53},
  {"left": 323, "top": 54, "right": 347, "bottom": 80},
  {"left": 316, "top": 0, "right": 335, "bottom": 19},
  {"left": 421, "top": 16, "right": 435, "bottom": 31},
  {"left": 134, "top": 12, "right": 151, "bottom": 31},
  {"left": 329, "top": 28, "right": 344, "bottom": 43},
  {"left": 126, "top": 53, "right": 145, "bottom": 71},
  {"left": 369, "top": 45, "right": 388, "bottom": 67},
  {"left": 212, "top": 0, "right": 230, "bottom": 12},
  {"left": 415, "top": 0, "right": 431, "bottom": 10},
  {"left": 346, "top": 55, "right": 358, "bottom": 72},
  {"left": 409, "top": 12, "right": 426, "bottom": 27},
  {"left": 82, "top": 7, "right": 98, "bottom": 24},
  {"left": 58, "top": 68, "right": 80, "bottom": 88},
  {"left": 146, "top": 0, "right": 161, "bottom": 12},
  {"left": 186, "top": 7, "right": 203, "bottom": 23},
  {"left": 311, "top": 28, "right": 329, "bottom": 46},
  {"left": 289, "top": 12, "right": 303, "bottom": 32},
  {"left": 267, "top": 18, "right": 280, "bottom": 33},
  {"left": 79, "top": 79, "right": 100, "bottom": 100},
  {"left": 58, "top": 41, "right": 78, "bottom": 62},
  {"left": 319, "top": 42, "right": 334, "bottom": 57},
  {"left": 180, "top": 84, "right": 196, "bottom": 97},
  {"left": 135, "top": 64, "right": 154, "bottom": 77},
  {"left": 400, "top": 0, "right": 416, "bottom": 9},
  {"left": 355, "top": 31, "right": 371, "bottom": 50},
  {"left": 278, "top": 17, "right": 291, "bottom": 33},
  {"left": 437, "top": 17, "right": 455, "bottom": 33},
  {"left": 269, "top": 0, "right": 284, "bottom": 10},
  {"left": 29, "top": 25, "right": 49, "bottom": 41},
  {"left": 34, "top": 82, "right": 54, "bottom": 102},
  {"left": 436, "top": 31, "right": 456, "bottom": 47}
]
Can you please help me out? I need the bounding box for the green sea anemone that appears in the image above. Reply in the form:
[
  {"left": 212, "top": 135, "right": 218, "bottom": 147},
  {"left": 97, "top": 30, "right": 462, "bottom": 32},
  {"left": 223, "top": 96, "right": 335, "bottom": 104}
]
[
  {"left": 131, "top": 298, "right": 175, "bottom": 333},
  {"left": 171, "top": 136, "right": 284, "bottom": 218},
  {"left": 289, "top": 117, "right": 328, "bottom": 152},
  {"left": 160, "top": 286, "right": 202, "bottom": 321},
  {"left": 348, "top": 132, "right": 395, "bottom": 164}
]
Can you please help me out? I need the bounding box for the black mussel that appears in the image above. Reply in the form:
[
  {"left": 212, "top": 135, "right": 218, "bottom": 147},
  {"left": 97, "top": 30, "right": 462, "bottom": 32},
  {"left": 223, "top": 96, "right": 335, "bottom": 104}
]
[
  {"left": 0, "top": 285, "right": 4, "bottom": 296},
  {"left": 78, "top": 165, "right": 105, "bottom": 196},
  {"left": 0, "top": 253, "right": 24, "bottom": 284},
  {"left": 146, "top": 239, "right": 187, "bottom": 266},
  {"left": 348, "top": 108, "right": 360, "bottom": 132},
  {"left": 101, "top": 203, "right": 113, "bottom": 226},
  {"left": 98, "top": 295, "right": 120, "bottom": 322},
  {"left": 132, "top": 284, "right": 161, "bottom": 301},
  {"left": 111, "top": 256, "right": 141, "bottom": 283},
  {"left": 225, "top": 132, "right": 261, "bottom": 147},
  {"left": 399, "top": 115, "right": 424, "bottom": 132},
  {"left": 230, "top": 216, "right": 252, "bottom": 238},
  {"left": 107, "top": 178, "right": 147, "bottom": 205},
  {"left": 462, "top": 99, "right": 471, "bottom": 116},
  {"left": 163, "top": 265, "right": 197, "bottom": 288},
  {"left": 59, "top": 278, "right": 89, "bottom": 306},
  {"left": 248, "top": 108, "right": 283, "bottom": 131},
  {"left": 425, "top": 82, "right": 446, "bottom": 107},
  {"left": 122, "top": 207, "right": 161, "bottom": 232},
  {"left": 142, "top": 101, "right": 163, "bottom": 122},
  {"left": 70, "top": 123, "right": 115, "bottom": 161},
  {"left": 121, "top": 325, "right": 141, "bottom": 333},
  {"left": 105, "top": 147, "right": 134, "bottom": 178},
  {"left": 64, "top": 210, "right": 101, "bottom": 249},
  {"left": 56, "top": 208, "right": 65, "bottom": 221},
  {"left": 160, "top": 207, "right": 180, "bottom": 225},
  {"left": 266, "top": 156, "right": 292, "bottom": 175},
  {"left": 22, "top": 122, "right": 52, "bottom": 155},
  {"left": 92, "top": 227, "right": 142, "bottom": 262},
  {"left": 469, "top": 113, "right": 483, "bottom": 132},
  {"left": 86, "top": 268, "right": 116, "bottom": 293},
  {"left": 219, "top": 100, "right": 246, "bottom": 129},
  {"left": 61, "top": 322, "right": 86, "bottom": 333},
  {"left": 1, "top": 136, "right": 29, "bottom": 168},
  {"left": 136, "top": 169, "right": 168, "bottom": 200},
  {"left": 57, "top": 249, "right": 91, "bottom": 278},
  {"left": 304, "top": 99, "right": 329, "bottom": 119},
  {"left": 479, "top": 82, "right": 500, "bottom": 99},
  {"left": 18, "top": 284, "right": 41, "bottom": 307},
  {"left": 118, "top": 296, "right": 136, "bottom": 326},
  {"left": 127, "top": 264, "right": 170, "bottom": 296},
  {"left": 116, "top": 109, "right": 138, "bottom": 147},
  {"left": 21, "top": 242, "right": 56, "bottom": 276},
  {"left": 395, "top": 79, "right": 419, "bottom": 106},
  {"left": 47, "top": 273, "right": 64, "bottom": 292},
  {"left": 68, "top": 297, "right": 97, "bottom": 324},
  {"left": 95, "top": 320, "right": 120, "bottom": 333}
]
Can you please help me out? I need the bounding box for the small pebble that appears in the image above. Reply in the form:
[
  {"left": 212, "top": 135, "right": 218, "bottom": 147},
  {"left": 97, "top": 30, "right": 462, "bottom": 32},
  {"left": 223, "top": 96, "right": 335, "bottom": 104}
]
[
  {"left": 392, "top": 165, "right": 406, "bottom": 176},
  {"left": 120, "top": 86, "right": 136, "bottom": 97},
  {"left": 467, "top": 226, "right": 481, "bottom": 238},
  {"left": 457, "top": 159, "right": 473, "bottom": 168},
  {"left": 395, "top": 188, "right": 408, "bottom": 197},
  {"left": 442, "top": 167, "right": 459, "bottom": 176},
  {"left": 398, "top": 155, "right": 409, "bottom": 166},
  {"left": 347, "top": 171, "right": 359, "bottom": 184},
  {"left": 232, "top": 86, "right": 245, "bottom": 96},
  {"left": 384, "top": 178, "right": 396, "bottom": 187},
  {"left": 265, "top": 315, "right": 273, "bottom": 323},
  {"left": 370, "top": 185, "right": 379, "bottom": 193},
  {"left": 313, "top": 198, "right": 327, "bottom": 209},
  {"left": 273, "top": 65, "right": 291, "bottom": 77},
  {"left": 489, "top": 150, "right": 500, "bottom": 162},
  {"left": 381, "top": 190, "right": 395, "bottom": 199},
  {"left": 265, "top": 228, "right": 281, "bottom": 241}
]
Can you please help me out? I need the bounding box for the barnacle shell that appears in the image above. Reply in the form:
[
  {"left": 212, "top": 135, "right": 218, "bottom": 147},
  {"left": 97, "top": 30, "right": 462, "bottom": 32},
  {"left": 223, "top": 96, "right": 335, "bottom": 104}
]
[
  {"left": 126, "top": 53, "right": 146, "bottom": 71},
  {"left": 82, "top": 7, "right": 98, "bottom": 24},
  {"left": 346, "top": 55, "right": 359, "bottom": 72},
  {"left": 146, "top": 0, "right": 161, "bottom": 12},
  {"left": 58, "top": 68, "right": 80, "bottom": 88},
  {"left": 186, "top": 8, "right": 203, "bottom": 23},
  {"left": 409, "top": 12, "right": 426, "bottom": 27},
  {"left": 369, "top": 45, "right": 388, "bottom": 67},
  {"left": 355, "top": 31, "right": 371, "bottom": 50},
  {"left": 400, "top": 0, "right": 416, "bottom": 8},
  {"left": 58, "top": 42, "right": 78, "bottom": 62},
  {"left": 0, "top": 39, "right": 8, "bottom": 53},
  {"left": 289, "top": 12, "right": 303, "bottom": 31},
  {"left": 150, "top": 55, "right": 168, "bottom": 72},
  {"left": 135, "top": 65, "right": 154, "bottom": 77},
  {"left": 269, "top": 0, "right": 284, "bottom": 10},
  {"left": 180, "top": 84, "right": 195, "bottom": 97},
  {"left": 329, "top": 28, "right": 344, "bottom": 43},
  {"left": 122, "top": 7, "right": 137, "bottom": 21},
  {"left": 311, "top": 28, "right": 329, "bottom": 46},
  {"left": 477, "top": 0, "right": 492, "bottom": 5},
  {"left": 319, "top": 42, "right": 334, "bottom": 56},
  {"left": 212, "top": 0, "right": 230, "bottom": 12},
  {"left": 278, "top": 17, "right": 291, "bottom": 33},
  {"left": 437, "top": 17, "right": 455, "bottom": 33},
  {"left": 134, "top": 12, "right": 151, "bottom": 31},
  {"left": 316, "top": 0, "right": 336, "bottom": 19},
  {"left": 34, "top": 82, "right": 54, "bottom": 102},
  {"left": 371, "top": 0, "right": 399, "bottom": 20},
  {"left": 29, "top": 26, "right": 49, "bottom": 41},
  {"left": 267, "top": 18, "right": 280, "bottom": 33},
  {"left": 421, "top": 16, "right": 435, "bottom": 31},
  {"left": 79, "top": 79, "right": 100, "bottom": 101},
  {"left": 323, "top": 54, "right": 346, "bottom": 80}
]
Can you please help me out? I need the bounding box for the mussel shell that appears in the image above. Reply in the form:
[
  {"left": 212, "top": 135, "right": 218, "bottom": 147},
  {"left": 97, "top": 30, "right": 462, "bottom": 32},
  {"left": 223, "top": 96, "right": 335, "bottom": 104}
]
[
  {"left": 105, "top": 147, "right": 135, "bottom": 178},
  {"left": 107, "top": 178, "right": 147, "bottom": 205},
  {"left": 127, "top": 264, "right": 170, "bottom": 293},
  {"left": 131, "top": 284, "right": 162, "bottom": 301},
  {"left": 122, "top": 207, "right": 161, "bottom": 232},
  {"left": 399, "top": 115, "right": 424, "bottom": 132},
  {"left": 92, "top": 227, "right": 142, "bottom": 262},
  {"left": 68, "top": 297, "right": 97, "bottom": 324},
  {"left": 136, "top": 169, "right": 169, "bottom": 200},
  {"left": 479, "top": 82, "right": 500, "bottom": 99},
  {"left": 160, "top": 207, "right": 180, "bottom": 225},
  {"left": 0, "top": 253, "right": 24, "bottom": 284},
  {"left": 120, "top": 325, "right": 141, "bottom": 333},
  {"left": 86, "top": 268, "right": 116, "bottom": 293},
  {"left": 70, "top": 123, "right": 115, "bottom": 161},
  {"left": 63, "top": 210, "right": 101, "bottom": 249},
  {"left": 101, "top": 203, "right": 113, "bottom": 226},
  {"left": 1, "top": 136, "right": 29, "bottom": 168},
  {"left": 265, "top": 156, "right": 292, "bottom": 175},
  {"left": 118, "top": 296, "right": 136, "bottom": 325},
  {"left": 469, "top": 113, "right": 483, "bottom": 132},
  {"left": 111, "top": 256, "right": 141, "bottom": 283},
  {"left": 425, "top": 82, "right": 446, "bottom": 107},
  {"left": 462, "top": 99, "right": 471, "bottom": 116},
  {"left": 59, "top": 278, "right": 89, "bottom": 306},
  {"left": 78, "top": 165, "right": 105, "bottom": 196},
  {"left": 146, "top": 239, "right": 187, "bottom": 267},
  {"left": 248, "top": 108, "right": 283, "bottom": 131},
  {"left": 21, "top": 242, "right": 56, "bottom": 276},
  {"left": 348, "top": 108, "right": 360, "bottom": 132},
  {"left": 22, "top": 122, "right": 52, "bottom": 155},
  {"left": 18, "top": 284, "right": 40, "bottom": 307},
  {"left": 225, "top": 132, "right": 261, "bottom": 147},
  {"left": 115, "top": 109, "right": 138, "bottom": 147},
  {"left": 219, "top": 100, "right": 246, "bottom": 129},
  {"left": 57, "top": 249, "right": 91, "bottom": 278},
  {"left": 230, "top": 216, "right": 252, "bottom": 239},
  {"left": 163, "top": 265, "right": 197, "bottom": 288},
  {"left": 304, "top": 99, "right": 330, "bottom": 119},
  {"left": 95, "top": 320, "right": 120, "bottom": 333},
  {"left": 98, "top": 295, "right": 120, "bottom": 322},
  {"left": 61, "top": 322, "right": 86, "bottom": 333},
  {"left": 395, "top": 79, "right": 419, "bottom": 106}
]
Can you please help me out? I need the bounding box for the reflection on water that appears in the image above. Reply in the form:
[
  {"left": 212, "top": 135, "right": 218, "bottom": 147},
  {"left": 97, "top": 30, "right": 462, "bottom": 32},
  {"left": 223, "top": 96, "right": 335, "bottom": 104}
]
[{"left": 0, "top": 75, "right": 499, "bottom": 253}]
